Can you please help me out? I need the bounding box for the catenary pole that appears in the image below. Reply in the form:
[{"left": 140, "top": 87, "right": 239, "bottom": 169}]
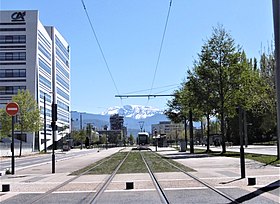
[{"left": 272, "top": 0, "right": 280, "bottom": 160}]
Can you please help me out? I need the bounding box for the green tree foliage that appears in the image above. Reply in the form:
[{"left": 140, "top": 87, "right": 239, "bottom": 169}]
[
  {"left": 0, "top": 90, "right": 41, "bottom": 156},
  {"left": 13, "top": 90, "right": 41, "bottom": 156},
  {"left": 166, "top": 25, "right": 275, "bottom": 151},
  {"left": 0, "top": 109, "right": 12, "bottom": 139},
  {"left": 72, "top": 129, "right": 87, "bottom": 148}
]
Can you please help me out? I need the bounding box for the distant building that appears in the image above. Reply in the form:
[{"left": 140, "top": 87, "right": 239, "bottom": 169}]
[
  {"left": 110, "top": 114, "right": 124, "bottom": 130},
  {"left": 151, "top": 121, "right": 184, "bottom": 141},
  {"left": 0, "top": 10, "right": 70, "bottom": 151}
]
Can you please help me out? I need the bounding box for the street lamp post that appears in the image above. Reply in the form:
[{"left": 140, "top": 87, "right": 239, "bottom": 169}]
[
  {"left": 104, "top": 125, "right": 108, "bottom": 149},
  {"left": 272, "top": 0, "right": 280, "bottom": 160},
  {"left": 51, "top": 102, "right": 57, "bottom": 174},
  {"left": 44, "top": 93, "right": 46, "bottom": 153},
  {"left": 238, "top": 106, "right": 246, "bottom": 178}
]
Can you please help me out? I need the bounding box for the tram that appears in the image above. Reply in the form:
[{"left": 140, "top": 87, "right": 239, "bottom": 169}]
[{"left": 137, "top": 132, "right": 149, "bottom": 145}]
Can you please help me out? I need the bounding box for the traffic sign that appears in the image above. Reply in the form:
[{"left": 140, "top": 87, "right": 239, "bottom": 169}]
[{"left": 6, "top": 102, "right": 19, "bottom": 116}]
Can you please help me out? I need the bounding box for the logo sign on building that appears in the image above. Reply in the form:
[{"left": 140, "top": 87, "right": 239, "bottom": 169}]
[
  {"left": 11, "top": 11, "right": 26, "bottom": 22},
  {"left": 6, "top": 102, "right": 19, "bottom": 116}
]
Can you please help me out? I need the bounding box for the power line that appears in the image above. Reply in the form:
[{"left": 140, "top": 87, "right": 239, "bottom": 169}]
[
  {"left": 148, "top": 0, "right": 173, "bottom": 96},
  {"left": 123, "top": 84, "right": 180, "bottom": 95},
  {"left": 81, "top": 0, "right": 120, "bottom": 96}
]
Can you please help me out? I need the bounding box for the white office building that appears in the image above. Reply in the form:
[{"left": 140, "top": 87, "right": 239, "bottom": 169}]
[{"left": 0, "top": 10, "right": 71, "bottom": 151}]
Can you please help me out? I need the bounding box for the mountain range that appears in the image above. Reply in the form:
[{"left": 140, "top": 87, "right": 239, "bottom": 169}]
[{"left": 71, "top": 105, "right": 169, "bottom": 136}]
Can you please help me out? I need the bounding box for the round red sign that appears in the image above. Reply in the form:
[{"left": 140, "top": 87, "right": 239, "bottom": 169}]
[{"left": 6, "top": 102, "right": 19, "bottom": 116}]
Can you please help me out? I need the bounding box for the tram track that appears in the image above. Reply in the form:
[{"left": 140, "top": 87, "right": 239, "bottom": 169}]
[
  {"left": 25, "top": 148, "right": 240, "bottom": 204},
  {"left": 148, "top": 151, "right": 240, "bottom": 204},
  {"left": 27, "top": 149, "right": 128, "bottom": 204}
]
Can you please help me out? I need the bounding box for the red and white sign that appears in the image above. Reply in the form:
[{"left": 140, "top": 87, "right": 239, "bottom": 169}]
[{"left": 6, "top": 102, "right": 19, "bottom": 116}]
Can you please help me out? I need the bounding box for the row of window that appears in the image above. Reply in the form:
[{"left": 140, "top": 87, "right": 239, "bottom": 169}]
[
  {"left": 56, "top": 61, "right": 69, "bottom": 79},
  {"left": 39, "top": 90, "right": 52, "bottom": 103},
  {"left": 55, "top": 36, "right": 69, "bottom": 59},
  {"left": 56, "top": 49, "right": 69, "bottom": 67},
  {"left": 57, "top": 87, "right": 69, "bottom": 101},
  {"left": 58, "top": 100, "right": 70, "bottom": 112},
  {"left": 0, "top": 28, "right": 26, "bottom": 32},
  {"left": 38, "top": 31, "right": 51, "bottom": 50},
  {"left": 0, "top": 35, "right": 26, "bottom": 44},
  {"left": 0, "top": 86, "right": 26, "bottom": 95},
  {"left": 38, "top": 42, "right": 51, "bottom": 60},
  {"left": 0, "top": 52, "right": 26, "bottom": 61},
  {"left": 39, "top": 74, "right": 51, "bottom": 89},
  {"left": 0, "top": 69, "right": 26, "bottom": 78},
  {"left": 57, "top": 74, "right": 69, "bottom": 91},
  {"left": 39, "top": 58, "right": 51, "bottom": 75}
]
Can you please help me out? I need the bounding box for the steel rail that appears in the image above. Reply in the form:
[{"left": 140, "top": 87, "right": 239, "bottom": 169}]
[
  {"left": 152, "top": 151, "right": 240, "bottom": 204},
  {"left": 140, "top": 152, "right": 170, "bottom": 204},
  {"left": 28, "top": 150, "right": 122, "bottom": 204},
  {"left": 89, "top": 151, "right": 130, "bottom": 204}
]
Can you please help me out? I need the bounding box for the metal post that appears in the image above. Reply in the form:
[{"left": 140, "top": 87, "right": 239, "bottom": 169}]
[
  {"left": 239, "top": 106, "right": 246, "bottom": 178},
  {"left": 244, "top": 110, "right": 248, "bottom": 148},
  {"left": 51, "top": 102, "right": 57, "bottom": 174},
  {"left": 272, "top": 0, "right": 280, "bottom": 160},
  {"left": 44, "top": 93, "right": 47, "bottom": 153},
  {"left": 189, "top": 109, "right": 194, "bottom": 154},
  {"left": 184, "top": 117, "right": 188, "bottom": 150},
  {"left": 11, "top": 116, "right": 15, "bottom": 175}
]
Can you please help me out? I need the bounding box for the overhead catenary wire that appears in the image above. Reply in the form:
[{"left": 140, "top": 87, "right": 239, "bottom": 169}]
[
  {"left": 123, "top": 84, "right": 180, "bottom": 95},
  {"left": 81, "top": 0, "right": 121, "bottom": 98},
  {"left": 146, "top": 0, "right": 173, "bottom": 106}
]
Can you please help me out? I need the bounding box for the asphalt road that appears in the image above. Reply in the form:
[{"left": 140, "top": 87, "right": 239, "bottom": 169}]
[{"left": 0, "top": 148, "right": 100, "bottom": 173}]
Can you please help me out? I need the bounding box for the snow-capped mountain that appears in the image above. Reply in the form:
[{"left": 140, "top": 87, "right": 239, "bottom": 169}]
[{"left": 101, "top": 105, "right": 164, "bottom": 119}]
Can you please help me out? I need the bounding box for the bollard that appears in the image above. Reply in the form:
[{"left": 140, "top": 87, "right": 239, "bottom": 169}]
[
  {"left": 2, "top": 184, "right": 10, "bottom": 192},
  {"left": 126, "top": 182, "right": 134, "bottom": 190},
  {"left": 248, "top": 177, "right": 256, "bottom": 186}
]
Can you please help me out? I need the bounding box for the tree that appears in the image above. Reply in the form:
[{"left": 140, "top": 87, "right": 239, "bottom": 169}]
[
  {"left": 13, "top": 90, "right": 41, "bottom": 156},
  {"left": 191, "top": 25, "right": 246, "bottom": 153},
  {"left": 0, "top": 90, "right": 41, "bottom": 156},
  {"left": 0, "top": 109, "right": 12, "bottom": 140},
  {"left": 72, "top": 129, "right": 87, "bottom": 149}
]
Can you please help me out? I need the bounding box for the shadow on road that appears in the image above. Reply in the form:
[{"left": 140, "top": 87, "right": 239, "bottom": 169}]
[
  {"left": 162, "top": 153, "right": 211, "bottom": 160},
  {"left": 228, "top": 180, "right": 280, "bottom": 204}
]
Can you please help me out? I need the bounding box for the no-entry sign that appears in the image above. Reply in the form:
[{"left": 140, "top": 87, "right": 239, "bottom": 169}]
[{"left": 6, "top": 102, "right": 19, "bottom": 116}]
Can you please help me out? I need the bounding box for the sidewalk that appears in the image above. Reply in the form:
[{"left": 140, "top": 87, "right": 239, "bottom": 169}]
[
  {"left": 155, "top": 147, "right": 280, "bottom": 202},
  {"left": 1, "top": 146, "right": 279, "bottom": 203},
  {"left": 194, "top": 144, "right": 277, "bottom": 156}
]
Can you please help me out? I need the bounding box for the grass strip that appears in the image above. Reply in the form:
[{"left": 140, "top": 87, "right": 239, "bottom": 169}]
[
  {"left": 196, "top": 149, "right": 280, "bottom": 166},
  {"left": 143, "top": 152, "right": 194, "bottom": 173},
  {"left": 117, "top": 151, "right": 148, "bottom": 173},
  {"left": 70, "top": 152, "right": 127, "bottom": 175}
]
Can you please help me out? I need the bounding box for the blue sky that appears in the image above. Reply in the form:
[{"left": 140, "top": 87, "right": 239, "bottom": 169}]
[{"left": 1, "top": 0, "right": 274, "bottom": 114}]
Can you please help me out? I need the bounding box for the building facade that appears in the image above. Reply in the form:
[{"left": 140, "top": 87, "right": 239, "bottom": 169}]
[
  {"left": 151, "top": 121, "right": 184, "bottom": 141},
  {"left": 0, "top": 10, "right": 70, "bottom": 151}
]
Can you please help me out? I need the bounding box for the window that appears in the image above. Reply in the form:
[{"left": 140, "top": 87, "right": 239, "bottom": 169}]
[
  {"left": 0, "top": 52, "right": 26, "bottom": 61},
  {"left": 0, "top": 35, "right": 26, "bottom": 44},
  {"left": 0, "top": 69, "right": 26, "bottom": 78}
]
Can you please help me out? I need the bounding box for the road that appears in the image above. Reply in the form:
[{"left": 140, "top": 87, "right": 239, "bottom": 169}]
[{"left": 0, "top": 148, "right": 100, "bottom": 173}]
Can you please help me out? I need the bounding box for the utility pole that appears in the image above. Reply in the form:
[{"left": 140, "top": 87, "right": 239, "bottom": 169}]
[
  {"left": 51, "top": 102, "right": 57, "bottom": 174},
  {"left": 272, "top": 0, "right": 280, "bottom": 160},
  {"left": 189, "top": 109, "right": 194, "bottom": 154},
  {"left": 239, "top": 106, "right": 246, "bottom": 178},
  {"left": 44, "top": 93, "right": 47, "bottom": 153}
]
